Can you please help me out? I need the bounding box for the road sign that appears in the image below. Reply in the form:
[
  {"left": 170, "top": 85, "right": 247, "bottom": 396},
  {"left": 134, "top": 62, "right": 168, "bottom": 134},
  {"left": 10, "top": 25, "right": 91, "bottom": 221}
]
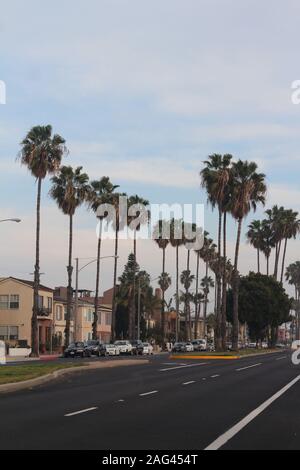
[{"left": 0, "top": 340, "right": 6, "bottom": 365}]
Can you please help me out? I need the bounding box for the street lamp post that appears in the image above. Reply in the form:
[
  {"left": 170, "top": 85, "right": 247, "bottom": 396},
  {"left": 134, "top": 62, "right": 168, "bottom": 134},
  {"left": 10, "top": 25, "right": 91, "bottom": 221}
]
[{"left": 73, "top": 256, "right": 118, "bottom": 342}]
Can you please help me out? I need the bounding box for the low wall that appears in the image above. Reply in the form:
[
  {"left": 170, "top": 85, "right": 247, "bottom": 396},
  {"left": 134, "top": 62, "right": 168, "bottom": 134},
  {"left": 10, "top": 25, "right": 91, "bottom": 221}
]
[{"left": 9, "top": 348, "right": 32, "bottom": 357}]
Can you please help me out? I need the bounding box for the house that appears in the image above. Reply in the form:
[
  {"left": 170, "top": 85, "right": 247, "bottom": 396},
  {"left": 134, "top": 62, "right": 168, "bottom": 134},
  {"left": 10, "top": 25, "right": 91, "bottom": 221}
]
[{"left": 0, "top": 277, "right": 54, "bottom": 352}]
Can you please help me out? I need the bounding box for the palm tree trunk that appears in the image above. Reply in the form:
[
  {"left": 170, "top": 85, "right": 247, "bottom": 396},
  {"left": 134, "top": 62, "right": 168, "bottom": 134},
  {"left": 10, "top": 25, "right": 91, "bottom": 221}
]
[
  {"left": 257, "top": 249, "right": 260, "bottom": 274},
  {"left": 176, "top": 244, "right": 179, "bottom": 342},
  {"left": 274, "top": 240, "right": 282, "bottom": 280},
  {"left": 186, "top": 249, "right": 191, "bottom": 341},
  {"left": 162, "top": 246, "right": 166, "bottom": 346},
  {"left": 215, "top": 208, "right": 222, "bottom": 351},
  {"left": 232, "top": 218, "right": 243, "bottom": 351},
  {"left": 194, "top": 251, "right": 200, "bottom": 339},
  {"left": 131, "top": 229, "right": 137, "bottom": 340},
  {"left": 65, "top": 214, "right": 73, "bottom": 348},
  {"left": 203, "top": 261, "right": 209, "bottom": 337},
  {"left": 266, "top": 254, "right": 270, "bottom": 276},
  {"left": 221, "top": 211, "right": 227, "bottom": 351},
  {"left": 93, "top": 218, "right": 103, "bottom": 340},
  {"left": 280, "top": 238, "right": 288, "bottom": 285},
  {"left": 31, "top": 177, "right": 42, "bottom": 357},
  {"left": 111, "top": 226, "right": 119, "bottom": 343}
]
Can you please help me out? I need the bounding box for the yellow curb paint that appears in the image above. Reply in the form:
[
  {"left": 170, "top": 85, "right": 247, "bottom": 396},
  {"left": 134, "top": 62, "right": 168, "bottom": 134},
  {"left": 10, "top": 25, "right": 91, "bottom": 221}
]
[{"left": 171, "top": 355, "right": 240, "bottom": 360}]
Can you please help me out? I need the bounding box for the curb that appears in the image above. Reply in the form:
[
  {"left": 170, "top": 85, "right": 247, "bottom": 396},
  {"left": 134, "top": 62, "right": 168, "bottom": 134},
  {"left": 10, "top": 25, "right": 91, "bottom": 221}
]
[{"left": 0, "top": 359, "right": 149, "bottom": 394}]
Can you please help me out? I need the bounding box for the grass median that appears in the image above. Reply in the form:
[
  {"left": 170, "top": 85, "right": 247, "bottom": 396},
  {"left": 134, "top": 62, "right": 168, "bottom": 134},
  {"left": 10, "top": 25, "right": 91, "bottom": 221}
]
[{"left": 0, "top": 362, "right": 85, "bottom": 385}]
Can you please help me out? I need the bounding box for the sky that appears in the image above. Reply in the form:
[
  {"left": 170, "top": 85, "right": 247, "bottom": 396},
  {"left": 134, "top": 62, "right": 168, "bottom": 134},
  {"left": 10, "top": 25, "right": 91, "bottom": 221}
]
[{"left": 0, "top": 0, "right": 299, "bottom": 301}]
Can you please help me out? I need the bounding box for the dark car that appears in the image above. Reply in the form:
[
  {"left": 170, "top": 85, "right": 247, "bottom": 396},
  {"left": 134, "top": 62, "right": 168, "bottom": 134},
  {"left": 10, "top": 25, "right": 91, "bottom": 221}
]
[
  {"left": 172, "top": 342, "right": 186, "bottom": 353},
  {"left": 131, "top": 340, "right": 144, "bottom": 355},
  {"left": 64, "top": 342, "right": 91, "bottom": 358},
  {"left": 86, "top": 340, "right": 103, "bottom": 357}
]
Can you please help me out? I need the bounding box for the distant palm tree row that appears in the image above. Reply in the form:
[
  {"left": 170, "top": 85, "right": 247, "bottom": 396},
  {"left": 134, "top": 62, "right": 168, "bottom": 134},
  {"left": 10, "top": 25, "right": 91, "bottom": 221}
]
[{"left": 19, "top": 127, "right": 299, "bottom": 355}]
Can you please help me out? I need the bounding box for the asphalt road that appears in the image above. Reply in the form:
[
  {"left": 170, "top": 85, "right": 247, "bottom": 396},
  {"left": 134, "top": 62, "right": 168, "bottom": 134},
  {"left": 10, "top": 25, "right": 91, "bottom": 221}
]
[{"left": 0, "top": 351, "right": 299, "bottom": 450}]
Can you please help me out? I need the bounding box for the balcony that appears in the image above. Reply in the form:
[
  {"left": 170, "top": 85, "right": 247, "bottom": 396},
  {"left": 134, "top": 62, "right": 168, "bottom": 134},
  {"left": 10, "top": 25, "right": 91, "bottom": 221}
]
[{"left": 37, "top": 307, "right": 52, "bottom": 318}]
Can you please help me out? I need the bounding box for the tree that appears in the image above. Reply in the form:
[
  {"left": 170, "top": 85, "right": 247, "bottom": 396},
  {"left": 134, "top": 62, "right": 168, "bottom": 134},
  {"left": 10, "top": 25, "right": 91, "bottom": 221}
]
[
  {"left": 88, "top": 177, "right": 119, "bottom": 339},
  {"left": 169, "top": 219, "right": 185, "bottom": 341},
  {"left": 117, "top": 254, "right": 139, "bottom": 340},
  {"left": 230, "top": 160, "right": 266, "bottom": 350},
  {"left": 201, "top": 154, "right": 233, "bottom": 350},
  {"left": 280, "top": 210, "right": 300, "bottom": 284},
  {"left": 199, "top": 232, "right": 216, "bottom": 336},
  {"left": 227, "top": 273, "right": 291, "bottom": 346},
  {"left": 127, "top": 195, "right": 150, "bottom": 339},
  {"left": 286, "top": 262, "right": 300, "bottom": 340},
  {"left": 50, "top": 166, "right": 90, "bottom": 346},
  {"left": 247, "top": 220, "right": 264, "bottom": 273},
  {"left": 201, "top": 275, "right": 215, "bottom": 336},
  {"left": 153, "top": 220, "right": 170, "bottom": 343},
  {"left": 19, "top": 125, "right": 67, "bottom": 356},
  {"left": 180, "top": 270, "right": 195, "bottom": 340}
]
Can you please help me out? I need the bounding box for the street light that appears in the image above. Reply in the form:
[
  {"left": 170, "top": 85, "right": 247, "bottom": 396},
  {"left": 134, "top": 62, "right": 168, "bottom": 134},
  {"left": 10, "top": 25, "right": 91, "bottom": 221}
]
[
  {"left": 73, "top": 256, "right": 119, "bottom": 342},
  {"left": 0, "top": 218, "right": 21, "bottom": 223}
]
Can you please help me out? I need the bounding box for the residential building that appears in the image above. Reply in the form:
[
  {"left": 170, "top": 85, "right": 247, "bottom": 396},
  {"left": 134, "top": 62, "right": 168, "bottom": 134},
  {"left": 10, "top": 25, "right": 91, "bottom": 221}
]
[{"left": 0, "top": 277, "right": 54, "bottom": 352}]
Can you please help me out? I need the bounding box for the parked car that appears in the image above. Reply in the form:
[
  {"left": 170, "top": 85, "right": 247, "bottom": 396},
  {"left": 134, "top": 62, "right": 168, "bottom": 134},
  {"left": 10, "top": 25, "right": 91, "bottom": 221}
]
[
  {"left": 131, "top": 340, "right": 144, "bottom": 355},
  {"left": 142, "top": 342, "right": 154, "bottom": 355},
  {"left": 86, "top": 340, "right": 103, "bottom": 357},
  {"left": 100, "top": 344, "right": 121, "bottom": 356},
  {"left": 64, "top": 342, "right": 91, "bottom": 358},
  {"left": 172, "top": 342, "right": 186, "bottom": 353},
  {"left": 248, "top": 342, "right": 257, "bottom": 349},
  {"left": 192, "top": 339, "right": 207, "bottom": 352},
  {"left": 185, "top": 342, "right": 194, "bottom": 352},
  {"left": 115, "top": 340, "right": 133, "bottom": 355}
]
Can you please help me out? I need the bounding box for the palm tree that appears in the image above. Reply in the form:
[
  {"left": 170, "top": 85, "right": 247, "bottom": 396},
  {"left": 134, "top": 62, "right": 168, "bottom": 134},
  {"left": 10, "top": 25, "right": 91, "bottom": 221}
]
[
  {"left": 193, "top": 291, "right": 205, "bottom": 339},
  {"left": 180, "top": 270, "right": 195, "bottom": 340},
  {"left": 230, "top": 160, "right": 267, "bottom": 350},
  {"left": 110, "top": 191, "right": 127, "bottom": 342},
  {"left": 286, "top": 262, "right": 300, "bottom": 340},
  {"left": 50, "top": 166, "right": 90, "bottom": 347},
  {"left": 280, "top": 210, "right": 300, "bottom": 284},
  {"left": 200, "top": 154, "right": 232, "bottom": 350},
  {"left": 199, "top": 232, "right": 217, "bottom": 336},
  {"left": 153, "top": 220, "right": 170, "bottom": 342},
  {"left": 127, "top": 195, "right": 150, "bottom": 340},
  {"left": 88, "top": 177, "right": 119, "bottom": 339},
  {"left": 158, "top": 272, "right": 172, "bottom": 337},
  {"left": 265, "top": 206, "right": 286, "bottom": 280},
  {"left": 261, "top": 219, "right": 274, "bottom": 275},
  {"left": 169, "top": 219, "right": 185, "bottom": 341},
  {"left": 201, "top": 276, "right": 215, "bottom": 336},
  {"left": 246, "top": 220, "right": 264, "bottom": 273},
  {"left": 19, "top": 125, "right": 67, "bottom": 356}
]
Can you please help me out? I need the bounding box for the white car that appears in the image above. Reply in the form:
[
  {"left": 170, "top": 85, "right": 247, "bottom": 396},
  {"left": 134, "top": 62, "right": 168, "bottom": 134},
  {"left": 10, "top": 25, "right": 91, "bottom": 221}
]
[
  {"left": 114, "top": 340, "right": 133, "bottom": 355},
  {"left": 101, "top": 344, "right": 120, "bottom": 356},
  {"left": 142, "top": 343, "right": 154, "bottom": 355},
  {"left": 185, "top": 342, "right": 194, "bottom": 352}
]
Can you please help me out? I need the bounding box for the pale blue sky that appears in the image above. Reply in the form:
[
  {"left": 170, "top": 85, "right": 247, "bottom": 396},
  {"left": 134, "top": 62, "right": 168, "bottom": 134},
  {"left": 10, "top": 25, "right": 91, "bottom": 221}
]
[{"left": 0, "top": 0, "right": 299, "bottom": 294}]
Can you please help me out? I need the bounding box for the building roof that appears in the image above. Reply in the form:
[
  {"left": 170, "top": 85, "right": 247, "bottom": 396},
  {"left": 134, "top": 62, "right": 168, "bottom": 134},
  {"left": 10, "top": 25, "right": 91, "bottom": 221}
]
[{"left": 0, "top": 277, "right": 54, "bottom": 293}]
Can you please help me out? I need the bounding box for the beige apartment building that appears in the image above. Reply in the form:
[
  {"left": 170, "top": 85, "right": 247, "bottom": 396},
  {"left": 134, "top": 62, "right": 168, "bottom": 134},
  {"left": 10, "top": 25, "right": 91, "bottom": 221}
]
[
  {"left": 0, "top": 278, "right": 112, "bottom": 353},
  {"left": 0, "top": 277, "right": 54, "bottom": 352}
]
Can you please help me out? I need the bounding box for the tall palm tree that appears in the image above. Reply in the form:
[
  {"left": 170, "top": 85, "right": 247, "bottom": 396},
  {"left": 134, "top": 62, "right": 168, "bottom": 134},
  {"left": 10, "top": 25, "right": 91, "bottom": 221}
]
[
  {"left": 280, "top": 210, "right": 300, "bottom": 284},
  {"left": 246, "top": 220, "right": 264, "bottom": 273},
  {"left": 153, "top": 220, "right": 170, "bottom": 342},
  {"left": 265, "top": 206, "right": 286, "bottom": 280},
  {"left": 127, "top": 195, "right": 150, "bottom": 340},
  {"left": 193, "top": 291, "right": 205, "bottom": 339},
  {"left": 50, "top": 166, "right": 90, "bottom": 347},
  {"left": 158, "top": 271, "right": 172, "bottom": 333},
  {"left": 19, "top": 125, "right": 67, "bottom": 356},
  {"left": 199, "top": 232, "right": 217, "bottom": 336},
  {"left": 110, "top": 191, "right": 127, "bottom": 342},
  {"left": 286, "top": 262, "right": 300, "bottom": 340},
  {"left": 180, "top": 270, "right": 195, "bottom": 340},
  {"left": 200, "top": 154, "right": 232, "bottom": 350},
  {"left": 88, "top": 177, "right": 119, "bottom": 340},
  {"left": 169, "top": 219, "right": 185, "bottom": 341},
  {"left": 200, "top": 275, "right": 215, "bottom": 336},
  {"left": 230, "top": 160, "right": 267, "bottom": 350},
  {"left": 261, "top": 219, "right": 274, "bottom": 275}
]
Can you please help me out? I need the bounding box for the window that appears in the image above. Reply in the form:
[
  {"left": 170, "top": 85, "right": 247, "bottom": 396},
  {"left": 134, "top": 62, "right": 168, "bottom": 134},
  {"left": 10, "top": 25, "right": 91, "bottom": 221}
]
[
  {"left": 10, "top": 295, "right": 20, "bottom": 309},
  {"left": 84, "top": 309, "right": 93, "bottom": 322},
  {"left": 64, "top": 307, "right": 67, "bottom": 321},
  {"left": 0, "top": 295, "right": 9, "bottom": 310},
  {"left": 105, "top": 313, "right": 112, "bottom": 326},
  {"left": 56, "top": 305, "right": 63, "bottom": 321},
  {"left": 47, "top": 297, "right": 52, "bottom": 312},
  {"left": 38, "top": 296, "right": 44, "bottom": 309},
  {"left": 0, "top": 326, "right": 19, "bottom": 340}
]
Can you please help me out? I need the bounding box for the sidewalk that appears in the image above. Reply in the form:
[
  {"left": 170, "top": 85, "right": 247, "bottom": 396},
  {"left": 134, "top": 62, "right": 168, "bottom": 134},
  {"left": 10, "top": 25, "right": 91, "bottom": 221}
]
[{"left": 6, "top": 354, "right": 60, "bottom": 364}]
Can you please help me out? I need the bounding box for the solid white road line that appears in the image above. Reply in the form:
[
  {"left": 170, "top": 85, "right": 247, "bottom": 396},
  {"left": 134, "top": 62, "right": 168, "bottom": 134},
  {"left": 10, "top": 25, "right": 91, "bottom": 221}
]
[
  {"left": 236, "top": 363, "right": 262, "bottom": 372},
  {"left": 140, "top": 391, "right": 159, "bottom": 397},
  {"left": 211, "top": 375, "right": 220, "bottom": 378},
  {"left": 159, "top": 363, "right": 207, "bottom": 372},
  {"left": 65, "top": 407, "right": 98, "bottom": 417},
  {"left": 183, "top": 381, "right": 196, "bottom": 386},
  {"left": 205, "top": 374, "right": 300, "bottom": 451}
]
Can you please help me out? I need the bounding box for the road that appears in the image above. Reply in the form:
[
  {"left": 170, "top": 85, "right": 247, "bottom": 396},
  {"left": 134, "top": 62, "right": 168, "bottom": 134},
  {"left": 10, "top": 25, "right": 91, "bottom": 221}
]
[{"left": 0, "top": 351, "right": 299, "bottom": 450}]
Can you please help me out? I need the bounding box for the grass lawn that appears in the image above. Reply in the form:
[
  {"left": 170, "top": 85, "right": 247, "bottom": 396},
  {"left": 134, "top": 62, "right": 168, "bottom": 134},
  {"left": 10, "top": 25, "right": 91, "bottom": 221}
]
[{"left": 0, "top": 362, "right": 85, "bottom": 385}]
